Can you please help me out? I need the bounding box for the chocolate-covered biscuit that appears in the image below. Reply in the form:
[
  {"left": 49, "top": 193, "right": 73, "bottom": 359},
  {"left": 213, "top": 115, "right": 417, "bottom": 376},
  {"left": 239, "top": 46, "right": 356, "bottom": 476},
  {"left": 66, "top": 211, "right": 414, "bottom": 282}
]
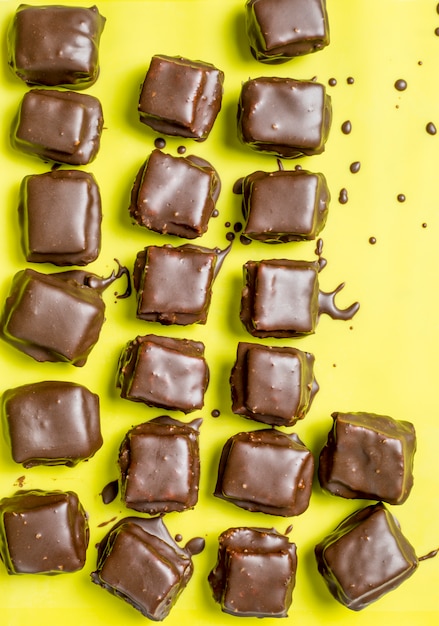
[
  {"left": 117, "top": 334, "right": 209, "bottom": 413},
  {"left": 208, "top": 526, "right": 297, "bottom": 617},
  {"left": 237, "top": 77, "right": 332, "bottom": 158},
  {"left": 138, "top": 54, "right": 224, "bottom": 141},
  {"left": 91, "top": 516, "right": 204, "bottom": 620},
  {"left": 129, "top": 149, "right": 221, "bottom": 239},
  {"left": 245, "top": 0, "right": 330, "bottom": 63},
  {"left": 0, "top": 490, "right": 89, "bottom": 574},
  {"left": 8, "top": 4, "right": 106, "bottom": 88},
  {"left": 11, "top": 88, "right": 104, "bottom": 165},
  {"left": 214, "top": 429, "right": 314, "bottom": 516},
  {"left": 315, "top": 502, "right": 419, "bottom": 610},
  {"left": 2, "top": 380, "right": 102, "bottom": 467},
  {"left": 118, "top": 416, "right": 202, "bottom": 515},
  {"left": 318, "top": 411, "right": 416, "bottom": 505},
  {"left": 19, "top": 169, "right": 102, "bottom": 266},
  {"left": 230, "top": 342, "right": 318, "bottom": 426}
]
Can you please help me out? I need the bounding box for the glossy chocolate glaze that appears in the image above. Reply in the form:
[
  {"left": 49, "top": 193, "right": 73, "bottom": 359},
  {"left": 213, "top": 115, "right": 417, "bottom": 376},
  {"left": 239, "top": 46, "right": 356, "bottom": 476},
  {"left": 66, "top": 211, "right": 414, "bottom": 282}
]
[
  {"left": 240, "top": 258, "right": 359, "bottom": 337},
  {"left": 214, "top": 429, "right": 314, "bottom": 516},
  {"left": 8, "top": 5, "right": 105, "bottom": 88},
  {"left": 2, "top": 381, "right": 102, "bottom": 468},
  {"left": 237, "top": 77, "right": 332, "bottom": 158},
  {"left": 138, "top": 54, "right": 224, "bottom": 141},
  {"left": 230, "top": 341, "right": 318, "bottom": 426},
  {"left": 239, "top": 166, "right": 330, "bottom": 242},
  {"left": 92, "top": 515, "right": 202, "bottom": 620},
  {"left": 208, "top": 526, "right": 297, "bottom": 617},
  {"left": 0, "top": 490, "right": 89, "bottom": 574},
  {"left": 245, "top": 0, "right": 330, "bottom": 63},
  {"left": 318, "top": 411, "right": 416, "bottom": 504},
  {"left": 129, "top": 149, "right": 221, "bottom": 238},
  {"left": 315, "top": 502, "right": 419, "bottom": 610},
  {"left": 117, "top": 334, "right": 209, "bottom": 413},
  {"left": 118, "top": 416, "right": 202, "bottom": 515},
  {"left": 11, "top": 88, "right": 104, "bottom": 165},
  {"left": 18, "top": 169, "right": 102, "bottom": 266}
]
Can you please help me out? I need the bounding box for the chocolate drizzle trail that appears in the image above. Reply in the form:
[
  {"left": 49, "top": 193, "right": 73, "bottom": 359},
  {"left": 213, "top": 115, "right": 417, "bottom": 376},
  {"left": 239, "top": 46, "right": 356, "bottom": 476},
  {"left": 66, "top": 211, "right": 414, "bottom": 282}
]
[
  {"left": 85, "top": 260, "right": 132, "bottom": 298},
  {"left": 418, "top": 548, "right": 439, "bottom": 562},
  {"left": 318, "top": 284, "right": 360, "bottom": 321}
]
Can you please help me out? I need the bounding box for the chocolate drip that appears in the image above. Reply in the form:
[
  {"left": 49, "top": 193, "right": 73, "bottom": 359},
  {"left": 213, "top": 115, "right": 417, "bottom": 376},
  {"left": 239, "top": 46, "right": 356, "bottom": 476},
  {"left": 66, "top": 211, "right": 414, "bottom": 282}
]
[
  {"left": 184, "top": 536, "right": 205, "bottom": 556},
  {"left": 101, "top": 480, "right": 119, "bottom": 505},
  {"left": 318, "top": 283, "right": 360, "bottom": 321},
  {"left": 418, "top": 548, "right": 439, "bottom": 562},
  {"left": 85, "top": 260, "right": 131, "bottom": 298}
]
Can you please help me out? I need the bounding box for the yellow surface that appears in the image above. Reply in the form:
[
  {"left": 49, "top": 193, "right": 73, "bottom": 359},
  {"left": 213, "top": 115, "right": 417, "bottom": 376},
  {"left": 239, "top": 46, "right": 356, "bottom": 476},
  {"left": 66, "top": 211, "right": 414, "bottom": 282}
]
[{"left": 0, "top": 0, "right": 439, "bottom": 624}]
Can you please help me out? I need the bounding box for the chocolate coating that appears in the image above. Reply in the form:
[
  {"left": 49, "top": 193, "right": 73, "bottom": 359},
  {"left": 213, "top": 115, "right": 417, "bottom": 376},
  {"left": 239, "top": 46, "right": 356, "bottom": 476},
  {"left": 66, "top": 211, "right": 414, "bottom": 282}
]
[
  {"left": 118, "top": 416, "right": 202, "bottom": 515},
  {"left": 237, "top": 77, "right": 332, "bottom": 158},
  {"left": 318, "top": 412, "right": 416, "bottom": 505},
  {"left": 0, "top": 490, "right": 89, "bottom": 574},
  {"left": 315, "top": 502, "right": 419, "bottom": 610},
  {"left": 0, "top": 268, "right": 114, "bottom": 366},
  {"left": 240, "top": 167, "right": 330, "bottom": 242},
  {"left": 11, "top": 88, "right": 104, "bottom": 165},
  {"left": 117, "top": 334, "right": 209, "bottom": 413},
  {"left": 129, "top": 149, "right": 221, "bottom": 238},
  {"left": 208, "top": 526, "right": 297, "bottom": 617},
  {"left": 230, "top": 341, "right": 318, "bottom": 426},
  {"left": 18, "top": 169, "right": 102, "bottom": 266},
  {"left": 91, "top": 516, "right": 202, "bottom": 620},
  {"left": 2, "top": 381, "right": 102, "bottom": 468},
  {"left": 214, "top": 429, "right": 314, "bottom": 516},
  {"left": 138, "top": 54, "right": 224, "bottom": 141},
  {"left": 133, "top": 244, "right": 226, "bottom": 325},
  {"left": 245, "top": 0, "right": 330, "bottom": 63},
  {"left": 8, "top": 5, "right": 105, "bottom": 88}
]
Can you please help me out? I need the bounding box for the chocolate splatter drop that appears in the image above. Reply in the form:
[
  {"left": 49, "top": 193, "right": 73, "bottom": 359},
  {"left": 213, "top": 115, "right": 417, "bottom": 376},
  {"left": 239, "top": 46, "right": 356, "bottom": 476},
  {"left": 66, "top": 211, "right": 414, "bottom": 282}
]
[
  {"left": 422, "top": 222, "right": 428, "bottom": 228},
  {"left": 350, "top": 161, "right": 361, "bottom": 173},
  {"left": 294, "top": 164, "right": 302, "bottom": 171},
  {"left": 328, "top": 77, "right": 337, "bottom": 86},
  {"left": 426, "top": 122, "right": 437, "bottom": 135},
  {"left": 234, "top": 222, "right": 243, "bottom": 233},
  {"left": 240, "top": 234, "right": 252, "bottom": 245},
  {"left": 14, "top": 475, "right": 26, "bottom": 488},
  {"left": 212, "top": 209, "right": 219, "bottom": 217},
  {"left": 154, "top": 137, "right": 166, "bottom": 149},
  {"left": 369, "top": 237, "right": 377, "bottom": 245},
  {"left": 435, "top": 27, "right": 439, "bottom": 36},
  {"left": 338, "top": 188, "right": 348, "bottom": 204},
  {"left": 101, "top": 480, "right": 119, "bottom": 505},
  {"left": 341, "top": 120, "right": 352, "bottom": 134},
  {"left": 185, "top": 536, "right": 205, "bottom": 556},
  {"left": 397, "top": 194, "right": 406, "bottom": 203},
  {"left": 347, "top": 76, "right": 355, "bottom": 84},
  {"left": 285, "top": 524, "right": 293, "bottom": 534},
  {"left": 177, "top": 145, "right": 186, "bottom": 154},
  {"left": 97, "top": 516, "right": 117, "bottom": 528},
  {"left": 318, "top": 284, "right": 360, "bottom": 321},
  {"left": 394, "top": 79, "right": 407, "bottom": 91},
  {"left": 226, "top": 232, "right": 235, "bottom": 242},
  {"left": 211, "top": 409, "right": 221, "bottom": 418},
  {"left": 175, "top": 534, "right": 183, "bottom": 542}
]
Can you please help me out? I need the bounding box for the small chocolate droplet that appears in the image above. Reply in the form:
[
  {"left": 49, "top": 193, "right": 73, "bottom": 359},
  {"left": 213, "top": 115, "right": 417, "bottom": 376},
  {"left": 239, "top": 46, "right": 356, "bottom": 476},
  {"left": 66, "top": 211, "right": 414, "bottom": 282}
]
[
  {"left": 175, "top": 534, "right": 183, "bottom": 542},
  {"left": 224, "top": 221, "right": 231, "bottom": 228},
  {"left": 233, "top": 178, "right": 244, "bottom": 194},
  {"left": 347, "top": 76, "right": 355, "bottom": 84},
  {"left": 101, "top": 480, "right": 119, "bottom": 505},
  {"left": 226, "top": 232, "right": 235, "bottom": 242},
  {"left": 234, "top": 222, "right": 243, "bottom": 233},
  {"left": 426, "top": 122, "right": 437, "bottom": 135},
  {"left": 422, "top": 222, "right": 428, "bottom": 228},
  {"left": 338, "top": 188, "right": 348, "bottom": 204},
  {"left": 211, "top": 409, "right": 220, "bottom": 418},
  {"left": 435, "top": 27, "right": 439, "bottom": 36},
  {"left": 294, "top": 164, "right": 302, "bottom": 171},
  {"left": 328, "top": 77, "right": 337, "bottom": 86},
  {"left": 341, "top": 120, "right": 352, "bottom": 134},
  {"left": 394, "top": 79, "right": 407, "bottom": 91},
  {"left": 212, "top": 209, "right": 219, "bottom": 217},
  {"left": 240, "top": 234, "right": 252, "bottom": 245},
  {"left": 154, "top": 137, "right": 166, "bottom": 149},
  {"left": 397, "top": 194, "right": 406, "bottom": 203},
  {"left": 369, "top": 237, "right": 377, "bottom": 245},
  {"left": 177, "top": 145, "right": 186, "bottom": 154},
  {"left": 350, "top": 161, "right": 361, "bottom": 173}
]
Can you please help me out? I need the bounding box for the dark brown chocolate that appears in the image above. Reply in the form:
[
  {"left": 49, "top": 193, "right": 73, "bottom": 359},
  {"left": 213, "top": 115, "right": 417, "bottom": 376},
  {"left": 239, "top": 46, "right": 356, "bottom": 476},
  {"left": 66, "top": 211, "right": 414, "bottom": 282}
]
[
  {"left": 0, "top": 266, "right": 128, "bottom": 366},
  {"left": 133, "top": 244, "right": 228, "bottom": 325},
  {"left": 240, "top": 258, "right": 359, "bottom": 337},
  {"left": 8, "top": 5, "right": 106, "bottom": 88},
  {"left": 0, "top": 490, "right": 89, "bottom": 574},
  {"left": 18, "top": 169, "right": 102, "bottom": 266},
  {"left": 138, "top": 54, "right": 224, "bottom": 141},
  {"left": 118, "top": 416, "right": 202, "bottom": 515},
  {"left": 117, "top": 334, "right": 209, "bottom": 413},
  {"left": 240, "top": 167, "right": 330, "bottom": 242},
  {"left": 2, "top": 380, "right": 102, "bottom": 468},
  {"left": 129, "top": 149, "right": 221, "bottom": 238},
  {"left": 91, "top": 516, "right": 203, "bottom": 620},
  {"left": 208, "top": 526, "right": 297, "bottom": 617},
  {"left": 237, "top": 77, "right": 332, "bottom": 158},
  {"left": 214, "top": 429, "right": 314, "bottom": 516},
  {"left": 230, "top": 341, "right": 318, "bottom": 426},
  {"left": 315, "top": 502, "right": 419, "bottom": 610},
  {"left": 245, "top": 0, "right": 330, "bottom": 63},
  {"left": 11, "top": 88, "right": 104, "bottom": 165},
  {"left": 318, "top": 412, "right": 416, "bottom": 505}
]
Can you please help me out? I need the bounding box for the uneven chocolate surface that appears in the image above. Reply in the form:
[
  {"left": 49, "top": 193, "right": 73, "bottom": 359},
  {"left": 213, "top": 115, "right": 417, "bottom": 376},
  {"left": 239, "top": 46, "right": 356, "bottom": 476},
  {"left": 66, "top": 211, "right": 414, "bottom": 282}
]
[
  {"left": 318, "top": 411, "right": 416, "bottom": 504},
  {"left": 138, "top": 54, "right": 224, "bottom": 141},
  {"left": 0, "top": 490, "right": 89, "bottom": 574},
  {"left": 237, "top": 77, "right": 332, "bottom": 158},
  {"left": 129, "top": 149, "right": 221, "bottom": 238},
  {"left": 208, "top": 526, "right": 297, "bottom": 617},
  {"left": 11, "top": 88, "right": 104, "bottom": 165},
  {"left": 214, "top": 429, "right": 314, "bottom": 516},
  {"left": 91, "top": 516, "right": 202, "bottom": 620},
  {"left": 19, "top": 169, "right": 102, "bottom": 266},
  {"left": 240, "top": 167, "right": 330, "bottom": 242},
  {"left": 117, "top": 334, "right": 209, "bottom": 413},
  {"left": 245, "top": 0, "right": 330, "bottom": 63},
  {"left": 8, "top": 5, "right": 106, "bottom": 88},
  {"left": 315, "top": 502, "right": 419, "bottom": 610},
  {"left": 2, "top": 381, "right": 102, "bottom": 468},
  {"left": 118, "top": 416, "right": 202, "bottom": 515},
  {"left": 230, "top": 341, "right": 318, "bottom": 426}
]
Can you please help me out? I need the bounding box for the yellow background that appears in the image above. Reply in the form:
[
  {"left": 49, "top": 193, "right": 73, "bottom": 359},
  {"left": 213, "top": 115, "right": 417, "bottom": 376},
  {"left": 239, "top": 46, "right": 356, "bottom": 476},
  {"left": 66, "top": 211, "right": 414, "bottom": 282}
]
[{"left": 0, "top": 0, "right": 438, "bottom": 624}]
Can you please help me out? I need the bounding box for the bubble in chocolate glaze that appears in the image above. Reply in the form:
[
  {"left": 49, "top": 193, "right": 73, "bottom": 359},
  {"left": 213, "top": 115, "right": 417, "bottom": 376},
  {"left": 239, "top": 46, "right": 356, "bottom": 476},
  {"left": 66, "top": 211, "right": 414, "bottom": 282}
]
[
  {"left": 397, "top": 194, "right": 406, "bottom": 203},
  {"left": 426, "top": 122, "right": 437, "bottom": 135},
  {"left": 350, "top": 161, "right": 361, "bottom": 173},
  {"left": 154, "top": 137, "right": 166, "bottom": 149},
  {"left": 341, "top": 120, "right": 352, "bottom": 134},
  {"left": 347, "top": 77, "right": 354, "bottom": 84},
  {"left": 338, "top": 188, "right": 348, "bottom": 204},
  {"left": 328, "top": 77, "right": 337, "bottom": 86},
  {"left": 394, "top": 79, "right": 407, "bottom": 91}
]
